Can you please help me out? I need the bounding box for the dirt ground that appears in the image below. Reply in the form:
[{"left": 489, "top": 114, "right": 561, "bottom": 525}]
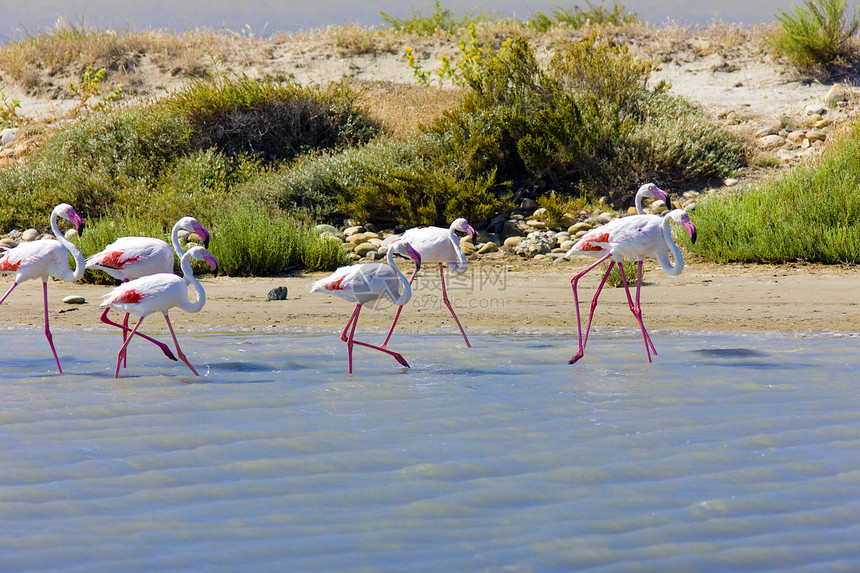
[{"left": 2, "top": 258, "right": 857, "bottom": 336}]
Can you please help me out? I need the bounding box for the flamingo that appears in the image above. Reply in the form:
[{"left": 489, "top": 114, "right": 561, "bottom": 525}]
[
  {"left": 86, "top": 217, "right": 210, "bottom": 363},
  {"left": 633, "top": 183, "right": 670, "bottom": 215},
  {"left": 100, "top": 246, "right": 217, "bottom": 378},
  {"left": 311, "top": 241, "right": 422, "bottom": 373},
  {"left": 565, "top": 208, "right": 697, "bottom": 365},
  {"left": 381, "top": 218, "right": 476, "bottom": 348},
  {"left": 0, "top": 203, "right": 85, "bottom": 373}
]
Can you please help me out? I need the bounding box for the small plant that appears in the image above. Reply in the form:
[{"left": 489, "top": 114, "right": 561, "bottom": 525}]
[
  {"left": 604, "top": 259, "right": 642, "bottom": 288},
  {"left": 404, "top": 23, "right": 495, "bottom": 87},
  {"left": 770, "top": 0, "right": 859, "bottom": 71},
  {"left": 527, "top": 1, "right": 639, "bottom": 32},
  {"left": 0, "top": 92, "right": 23, "bottom": 128},
  {"left": 68, "top": 66, "right": 123, "bottom": 117},
  {"left": 381, "top": 1, "right": 489, "bottom": 35},
  {"left": 536, "top": 192, "right": 590, "bottom": 228}
]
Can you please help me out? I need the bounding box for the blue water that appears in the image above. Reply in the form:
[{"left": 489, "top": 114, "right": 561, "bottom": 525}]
[
  {"left": 1, "top": 327, "right": 859, "bottom": 571},
  {"left": 1, "top": 0, "right": 828, "bottom": 44}
]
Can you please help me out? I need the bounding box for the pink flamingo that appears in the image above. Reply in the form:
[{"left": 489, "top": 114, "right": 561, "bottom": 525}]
[
  {"left": 311, "top": 241, "right": 422, "bottom": 373},
  {"left": 565, "top": 208, "right": 697, "bottom": 364},
  {"left": 382, "top": 218, "right": 476, "bottom": 348},
  {"left": 86, "top": 217, "right": 210, "bottom": 363},
  {"left": 632, "top": 183, "right": 670, "bottom": 215},
  {"left": 100, "top": 246, "right": 217, "bottom": 378},
  {"left": 0, "top": 203, "right": 85, "bottom": 373}
]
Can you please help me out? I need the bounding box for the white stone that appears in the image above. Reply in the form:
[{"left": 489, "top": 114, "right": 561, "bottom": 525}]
[
  {"left": 62, "top": 295, "right": 86, "bottom": 304},
  {"left": 21, "top": 228, "right": 38, "bottom": 241}
]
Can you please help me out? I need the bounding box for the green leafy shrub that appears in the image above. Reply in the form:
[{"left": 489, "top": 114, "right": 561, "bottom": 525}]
[
  {"left": 428, "top": 32, "right": 745, "bottom": 206},
  {"left": 770, "top": 0, "right": 859, "bottom": 71}
]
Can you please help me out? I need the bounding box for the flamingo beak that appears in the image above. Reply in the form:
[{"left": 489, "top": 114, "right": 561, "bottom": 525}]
[
  {"left": 465, "top": 223, "right": 476, "bottom": 240},
  {"left": 69, "top": 209, "right": 85, "bottom": 236},
  {"left": 193, "top": 223, "right": 210, "bottom": 249},
  {"left": 684, "top": 220, "right": 697, "bottom": 244},
  {"left": 406, "top": 244, "right": 422, "bottom": 272},
  {"left": 204, "top": 253, "right": 219, "bottom": 273}
]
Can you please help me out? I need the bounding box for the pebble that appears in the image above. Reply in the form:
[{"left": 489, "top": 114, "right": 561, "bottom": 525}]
[
  {"left": 266, "top": 286, "right": 289, "bottom": 301},
  {"left": 805, "top": 103, "right": 826, "bottom": 116},
  {"left": 21, "top": 229, "right": 38, "bottom": 241},
  {"left": 477, "top": 242, "right": 499, "bottom": 254},
  {"left": 343, "top": 226, "right": 364, "bottom": 236},
  {"left": 0, "top": 128, "right": 18, "bottom": 146},
  {"left": 824, "top": 84, "right": 846, "bottom": 107},
  {"left": 353, "top": 242, "right": 377, "bottom": 257},
  {"left": 757, "top": 134, "right": 786, "bottom": 149},
  {"left": 503, "top": 236, "right": 524, "bottom": 248},
  {"left": 806, "top": 130, "right": 827, "bottom": 142},
  {"left": 62, "top": 295, "right": 86, "bottom": 304},
  {"left": 0, "top": 238, "right": 17, "bottom": 249}
]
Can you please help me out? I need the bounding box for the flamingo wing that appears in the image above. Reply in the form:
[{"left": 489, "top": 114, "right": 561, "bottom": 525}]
[{"left": 86, "top": 237, "right": 173, "bottom": 278}]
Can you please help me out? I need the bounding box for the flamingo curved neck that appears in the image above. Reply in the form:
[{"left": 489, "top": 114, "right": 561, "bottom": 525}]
[
  {"left": 657, "top": 216, "right": 684, "bottom": 276},
  {"left": 179, "top": 254, "right": 207, "bottom": 312},
  {"left": 51, "top": 209, "right": 85, "bottom": 281},
  {"left": 387, "top": 248, "right": 412, "bottom": 306},
  {"left": 635, "top": 193, "right": 646, "bottom": 215},
  {"left": 448, "top": 224, "right": 467, "bottom": 271},
  {"left": 171, "top": 220, "right": 186, "bottom": 259}
]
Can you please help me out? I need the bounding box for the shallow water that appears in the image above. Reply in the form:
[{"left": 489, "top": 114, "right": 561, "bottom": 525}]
[{"left": 1, "top": 327, "right": 859, "bottom": 571}]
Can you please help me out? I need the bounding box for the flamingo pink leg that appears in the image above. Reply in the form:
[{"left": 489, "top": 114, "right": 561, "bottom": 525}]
[
  {"left": 100, "top": 307, "right": 177, "bottom": 361},
  {"left": 115, "top": 315, "right": 145, "bottom": 378},
  {"left": 615, "top": 262, "right": 654, "bottom": 363},
  {"left": 341, "top": 303, "right": 409, "bottom": 373},
  {"left": 0, "top": 280, "right": 18, "bottom": 305},
  {"left": 163, "top": 312, "right": 199, "bottom": 376},
  {"left": 381, "top": 266, "right": 420, "bottom": 348},
  {"left": 41, "top": 281, "right": 63, "bottom": 373},
  {"left": 569, "top": 253, "right": 612, "bottom": 364},
  {"left": 438, "top": 263, "right": 471, "bottom": 348},
  {"left": 582, "top": 260, "right": 617, "bottom": 349},
  {"left": 633, "top": 260, "right": 657, "bottom": 356}
]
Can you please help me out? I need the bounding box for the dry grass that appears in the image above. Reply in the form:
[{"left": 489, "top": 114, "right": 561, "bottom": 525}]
[{"left": 357, "top": 80, "right": 462, "bottom": 139}]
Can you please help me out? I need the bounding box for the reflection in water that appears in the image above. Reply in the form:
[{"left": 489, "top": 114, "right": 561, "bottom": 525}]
[{"left": 1, "top": 328, "right": 859, "bottom": 570}]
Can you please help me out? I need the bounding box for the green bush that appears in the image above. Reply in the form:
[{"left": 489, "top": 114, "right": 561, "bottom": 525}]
[
  {"left": 172, "top": 76, "right": 381, "bottom": 163},
  {"left": 381, "top": 1, "right": 491, "bottom": 35},
  {"left": 429, "top": 32, "right": 745, "bottom": 206},
  {"left": 690, "top": 122, "right": 860, "bottom": 264},
  {"left": 208, "top": 201, "right": 349, "bottom": 276},
  {"left": 527, "top": 2, "right": 639, "bottom": 32},
  {"left": 770, "top": 0, "right": 859, "bottom": 71}
]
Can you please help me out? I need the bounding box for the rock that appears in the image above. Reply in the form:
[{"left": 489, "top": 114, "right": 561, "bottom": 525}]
[
  {"left": 514, "top": 231, "right": 556, "bottom": 257},
  {"left": 568, "top": 222, "right": 592, "bottom": 235},
  {"left": 824, "top": 84, "right": 846, "bottom": 108},
  {"left": 503, "top": 236, "right": 524, "bottom": 248},
  {"left": 805, "top": 103, "right": 826, "bottom": 116},
  {"left": 532, "top": 207, "right": 547, "bottom": 220},
  {"left": 0, "top": 128, "right": 18, "bottom": 146},
  {"left": 343, "top": 225, "right": 364, "bottom": 236},
  {"left": 267, "top": 286, "right": 289, "bottom": 301},
  {"left": 21, "top": 228, "right": 38, "bottom": 241},
  {"left": 806, "top": 130, "right": 827, "bottom": 142},
  {"left": 626, "top": 206, "right": 638, "bottom": 216},
  {"left": 754, "top": 119, "right": 783, "bottom": 137},
  {"left": 757, "top": 134, "right": 786, "bottom": 150},
  {"left": 650, "top": 200, "right": 668, "bottom": 215},
  {"left": 786, "top": 131, "right": 806, "bottom": 143},
  {"left": 353, "top": 242, "right": 378, "bottom": 257},
  {"left": 64, "top": 229, "right": 78, "bottom": 240},
  {"left": 0, "top": 238, "right": 16, "bottom": 249},
  {"left": 62, "top": 295, "right": 86, "bottom": 304},
  {"left": 584, "top": 214, "right": 611, "bottom": 227},
  {"left": 502, "top": 220, "right": 526, "bottom": 238},
  {"left": 477, "top": 242, "right": 499, "bottom": 254},
  {"left": 526, "top": 220, "right": 547, "bottom": 229},
  {"left": 559, "top": 213, "right": 578, "bottom": 228},
  {"left": 683, "top": 190, "right": 700, "bottom": 199},
  {"left": 520, "top": 198, "right": 538, "bottom": 210},
  {"left": 559, "top": 240, "right": 575, "bottom": 251},
  {"left": 315, "top": 224, "right": 339, "bottom": 236}
]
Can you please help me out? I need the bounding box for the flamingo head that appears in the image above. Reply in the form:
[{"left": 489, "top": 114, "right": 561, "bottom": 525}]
[
  {"left": 669, "top": 209, "right": 697, "bottom": 244},
  {"left": 55, "top": 203, "right": 85, "bottom": 236},
  {"left": 451, "top": 218, "right": 476, "bottom": 240},
  {"left": 389, "top": 239, "right": 422, "bottom": 272},
  {"left": 179, "top": 216, "right": 210, "bottom": 248},
  {"left": 187, "top": 246, "right": 219, "bottom": 272},
  {"left": 638, "top": 183, "right": 669, "bottom": 205}
]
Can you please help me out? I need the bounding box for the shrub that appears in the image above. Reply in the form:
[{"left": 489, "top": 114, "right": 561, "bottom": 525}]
[
  {"left": 209, "top": 201, "right": 349, "bottom": 276},
  {"left": 527, "top": 2, "right": 639, "bottom": 33},
  {"left": 770, "top": 0, "right": 859, "bottom": 71},
  {"left": 381, "top": 1, "right": 491, "bottom": 35},
  {"left": 170, "top": 76, "right": 381, "bottom": 164}
]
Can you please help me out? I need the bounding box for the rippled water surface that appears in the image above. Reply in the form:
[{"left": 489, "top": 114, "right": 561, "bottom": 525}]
[{"left": 2, "top": 327, "right": 859, "bottom": 571}]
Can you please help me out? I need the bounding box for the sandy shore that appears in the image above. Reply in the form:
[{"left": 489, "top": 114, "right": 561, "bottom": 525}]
[{"left": 2, "top": 258, "right": 858, "bottom": 335}]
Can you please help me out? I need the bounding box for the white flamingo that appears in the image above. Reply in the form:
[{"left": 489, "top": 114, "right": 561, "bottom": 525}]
[
  {"left": 100, "top": 246, "right": 217, "bottom": 378},
  {"left": 311, "top": 241, "right": 422, "bottom": 373},
  {"left": 382, "top": 218, "right": 476, "bottom": 348},
  {"left": 0, "top": 203, "right": 85, "bottom": 373},
  {"left": 86, "top": 217, "right": 210, "bottom": 362},
  {"left": 565, "top": 208, "right": 697, "bottom": 364}
]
